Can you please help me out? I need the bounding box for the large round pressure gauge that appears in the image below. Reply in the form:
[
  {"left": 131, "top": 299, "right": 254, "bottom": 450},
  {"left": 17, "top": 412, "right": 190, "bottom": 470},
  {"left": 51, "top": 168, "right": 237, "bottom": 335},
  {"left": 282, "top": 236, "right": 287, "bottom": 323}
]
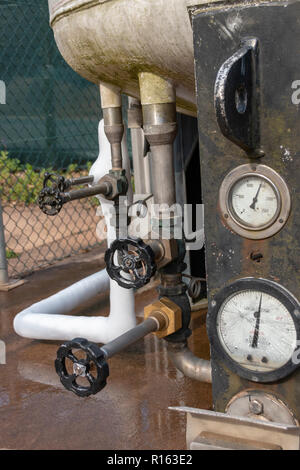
[
  {"left": 219, "top": 164, "right": 291, "bottom": 239},
  {"left": 208, "top": 278, "right": 300, "bottom": 383}
]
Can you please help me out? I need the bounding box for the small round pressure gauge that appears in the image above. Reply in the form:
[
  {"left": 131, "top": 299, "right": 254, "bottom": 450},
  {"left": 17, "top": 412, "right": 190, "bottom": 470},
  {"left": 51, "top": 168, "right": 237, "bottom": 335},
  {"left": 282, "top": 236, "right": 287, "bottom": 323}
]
[
  {"left": 219, "top": 164, "right": 291, "bottom": 239},
  {"left": 208, "top": 278, "right": 300, "bottom": 383}
]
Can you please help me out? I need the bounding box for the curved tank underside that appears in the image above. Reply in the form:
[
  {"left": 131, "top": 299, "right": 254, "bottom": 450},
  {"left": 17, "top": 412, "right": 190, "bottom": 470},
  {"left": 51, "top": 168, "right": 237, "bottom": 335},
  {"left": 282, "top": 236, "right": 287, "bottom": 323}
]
[{"left": 48, "top": 0, "right": 213, "bottom": 115}]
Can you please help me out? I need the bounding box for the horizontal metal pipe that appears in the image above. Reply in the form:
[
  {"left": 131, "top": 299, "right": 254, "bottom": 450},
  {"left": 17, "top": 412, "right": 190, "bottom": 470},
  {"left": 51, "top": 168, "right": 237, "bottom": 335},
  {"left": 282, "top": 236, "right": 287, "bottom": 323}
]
[
  {"left": 167, "top": 341, "right": 212, "bottom": 384},
  {"left": 101, "top": 317, "right": 159, "bottom": 359},
  {"left": 148, "top": 240, "right": 165, "bottom": 262},
  {"left": 61, "top": 182, "right": 111, "bottom": 202},
  {"left": 68, "top": 175, "right": 94, "bottom": 187},
  {"left": 103, "top": 107, "right": 124, "bottom": 170}
]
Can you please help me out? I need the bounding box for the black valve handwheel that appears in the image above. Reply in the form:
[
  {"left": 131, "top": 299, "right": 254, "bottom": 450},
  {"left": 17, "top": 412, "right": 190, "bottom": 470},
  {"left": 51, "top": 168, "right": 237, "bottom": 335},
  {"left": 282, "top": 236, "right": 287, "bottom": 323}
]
[
  {"left": 105, "top": 237, "right": 156, "bottom": 289},
  {"left": 38, "top": 187, "right": 64, "bottom": 216},
  {"left": 43, "top": 172, "right": 66, "bottom": 192},
  {"left": 55, "top": 338, "right": 109, "bottom": 398}
]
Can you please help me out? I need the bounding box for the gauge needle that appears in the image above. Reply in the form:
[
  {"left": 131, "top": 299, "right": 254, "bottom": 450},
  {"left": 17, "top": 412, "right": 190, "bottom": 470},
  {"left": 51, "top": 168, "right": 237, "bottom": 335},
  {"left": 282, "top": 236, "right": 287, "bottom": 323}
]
[
  {"left": 250, "top": 183, "right": 262, "bottom": 210},
  {"left": 251, "top": 294, "right": 263, "bottom": 349}
]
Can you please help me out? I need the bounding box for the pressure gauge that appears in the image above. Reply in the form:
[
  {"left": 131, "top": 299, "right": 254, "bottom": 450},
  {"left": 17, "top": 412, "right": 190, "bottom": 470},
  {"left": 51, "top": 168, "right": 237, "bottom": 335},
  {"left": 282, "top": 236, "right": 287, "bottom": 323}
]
[
  {"left": 219, "top": 164, "right": 291, "bottom": 239},
  {"left": 207, "top": 278, "right": 300, "bottom": 383}
]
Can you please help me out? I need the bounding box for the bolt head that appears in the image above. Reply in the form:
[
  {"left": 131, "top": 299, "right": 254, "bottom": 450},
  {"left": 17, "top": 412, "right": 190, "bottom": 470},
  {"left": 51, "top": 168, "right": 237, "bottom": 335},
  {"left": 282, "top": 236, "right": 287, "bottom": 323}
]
[{"left": 249, "top": 399, "right": 264, "bottom": 415}]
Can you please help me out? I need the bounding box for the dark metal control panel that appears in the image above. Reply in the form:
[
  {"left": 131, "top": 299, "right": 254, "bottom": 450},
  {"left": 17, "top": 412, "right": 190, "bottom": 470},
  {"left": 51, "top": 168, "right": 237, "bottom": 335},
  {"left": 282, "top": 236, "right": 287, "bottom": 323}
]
[{"left": 191, "top": 0, "right": 300, "bottom": 418}]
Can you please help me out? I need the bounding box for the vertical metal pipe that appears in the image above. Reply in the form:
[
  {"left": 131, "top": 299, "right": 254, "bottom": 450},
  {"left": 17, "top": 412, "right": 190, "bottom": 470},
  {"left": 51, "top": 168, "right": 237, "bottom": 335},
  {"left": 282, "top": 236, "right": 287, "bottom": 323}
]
[
  {"left": 60, "top": 182, "right": 111, "bottom": 203},
  {"left": 0, "top": 200, "right": 9, "bottom": 285}
]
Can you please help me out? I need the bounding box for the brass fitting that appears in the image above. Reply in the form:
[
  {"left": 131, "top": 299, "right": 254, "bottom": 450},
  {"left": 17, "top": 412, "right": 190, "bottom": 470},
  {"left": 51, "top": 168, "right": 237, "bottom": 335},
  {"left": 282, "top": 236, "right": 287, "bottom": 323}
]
[{"left": 144, "top": 297, "right": 182, "bottom": 339}]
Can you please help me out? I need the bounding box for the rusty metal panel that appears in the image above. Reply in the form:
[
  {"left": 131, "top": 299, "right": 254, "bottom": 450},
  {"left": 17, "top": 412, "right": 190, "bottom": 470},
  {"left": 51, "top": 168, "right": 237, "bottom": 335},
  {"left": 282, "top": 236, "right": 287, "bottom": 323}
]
[{"left": 191, "top": 0, "right": 300, "bottom": 417}]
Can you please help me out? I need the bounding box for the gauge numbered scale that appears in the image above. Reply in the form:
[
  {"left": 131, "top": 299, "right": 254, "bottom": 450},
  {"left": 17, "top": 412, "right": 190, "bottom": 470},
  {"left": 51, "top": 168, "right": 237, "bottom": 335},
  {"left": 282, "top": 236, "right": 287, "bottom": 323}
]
[
  {"left": 208, "top": 278, "right": 300, "bottom": 383},
  {"left": 219, "top": 164, "right": 291, "bottom": 239}
]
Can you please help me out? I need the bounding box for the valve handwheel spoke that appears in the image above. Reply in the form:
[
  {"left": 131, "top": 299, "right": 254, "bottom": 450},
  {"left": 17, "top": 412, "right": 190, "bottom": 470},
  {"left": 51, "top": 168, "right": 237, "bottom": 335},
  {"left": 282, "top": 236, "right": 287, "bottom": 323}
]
[
  {"left": 55, "top": 338, "right": 109, "bottom": 397},
  {"left": 105, "top": 237, "right": 156, "bottom": 289}
]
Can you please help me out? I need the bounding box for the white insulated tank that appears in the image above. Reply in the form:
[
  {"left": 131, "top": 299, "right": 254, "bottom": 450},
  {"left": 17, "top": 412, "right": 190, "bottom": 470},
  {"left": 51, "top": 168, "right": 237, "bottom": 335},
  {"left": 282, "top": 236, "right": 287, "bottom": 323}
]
[{"left": 48, "top": 0, "right": 216, "bottom": 115}]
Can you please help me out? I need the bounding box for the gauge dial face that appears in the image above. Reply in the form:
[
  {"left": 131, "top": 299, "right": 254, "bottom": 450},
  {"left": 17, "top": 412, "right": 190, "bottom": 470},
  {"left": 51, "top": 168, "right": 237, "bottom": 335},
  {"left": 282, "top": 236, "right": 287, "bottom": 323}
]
[
  {"left": 217, "top": 289, "right": 297, "bottom": 373},
  {"left": 229, "top": 175, "right": 280, "bottom": 230}
]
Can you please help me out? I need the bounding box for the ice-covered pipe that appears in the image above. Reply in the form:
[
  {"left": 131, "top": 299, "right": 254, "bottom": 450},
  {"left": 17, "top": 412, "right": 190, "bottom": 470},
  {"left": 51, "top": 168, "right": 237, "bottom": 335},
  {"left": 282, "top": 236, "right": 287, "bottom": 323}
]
[{"left": 14, "top": 120, "right": 136, "bottom": 344}]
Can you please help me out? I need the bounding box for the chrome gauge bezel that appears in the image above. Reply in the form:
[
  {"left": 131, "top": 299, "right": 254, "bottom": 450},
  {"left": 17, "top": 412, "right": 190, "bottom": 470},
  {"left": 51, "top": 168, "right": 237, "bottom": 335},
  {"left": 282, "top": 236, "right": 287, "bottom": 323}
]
[
  {"left": 219, "top": 164, "right": 291, "bottom": 239},
  {"left": 207, "top": 278, "right": 300, "bottom": 383}
]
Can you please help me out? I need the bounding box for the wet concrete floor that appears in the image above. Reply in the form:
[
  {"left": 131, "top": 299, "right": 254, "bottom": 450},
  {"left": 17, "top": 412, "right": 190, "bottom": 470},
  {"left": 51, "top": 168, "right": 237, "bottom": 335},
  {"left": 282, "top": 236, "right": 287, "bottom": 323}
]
[{"left": 0, "top": 252, "right": 212, "bottom": 450}]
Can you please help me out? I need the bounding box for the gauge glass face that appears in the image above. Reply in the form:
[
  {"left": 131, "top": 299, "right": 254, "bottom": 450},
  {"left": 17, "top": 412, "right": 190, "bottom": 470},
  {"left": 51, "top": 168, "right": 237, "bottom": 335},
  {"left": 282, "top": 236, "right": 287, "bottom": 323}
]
[
  {"left": 217, "top": 290, "right": 297, "bottom": 372},
  {"left": 229, "top": 175, "right": 280, "bottom": 229}
]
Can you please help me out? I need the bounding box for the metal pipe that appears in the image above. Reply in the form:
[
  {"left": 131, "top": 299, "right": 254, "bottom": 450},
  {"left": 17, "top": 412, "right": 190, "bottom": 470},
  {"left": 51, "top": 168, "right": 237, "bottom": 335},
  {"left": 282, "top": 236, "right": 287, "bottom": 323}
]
[
  {"left": 139, "top": 74, "right": 178, "bottom": 208},
  {"left": 0, "top": 200, "right": 9, "bottom": 285},
  {"left": 102, "top": 107, "right": 124, "bottom": 170},
  {"left": 61, "top": 182, "right": 111, "bottom": 203},
  {"left": 101, "top": 317, "right": 159, "bottom": 359},
  {"left": 167, "top": 341, "right": 212, "bottom": 384},
  {"left": 128, "top": 97, "right": 148, "bottom": 195},
  {"left": 148, "top": 239, "right": 165, "bottom": 263},
  {"left": 14, "top": 267, "right": 136, "bottom": 344}
]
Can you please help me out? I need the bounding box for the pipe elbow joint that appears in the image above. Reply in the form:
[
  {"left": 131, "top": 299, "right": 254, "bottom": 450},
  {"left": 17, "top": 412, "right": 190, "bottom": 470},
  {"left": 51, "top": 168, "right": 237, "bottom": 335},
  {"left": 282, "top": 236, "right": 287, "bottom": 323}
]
[{"left": 167, "top": 341, "right": 212, "bottom": 384}]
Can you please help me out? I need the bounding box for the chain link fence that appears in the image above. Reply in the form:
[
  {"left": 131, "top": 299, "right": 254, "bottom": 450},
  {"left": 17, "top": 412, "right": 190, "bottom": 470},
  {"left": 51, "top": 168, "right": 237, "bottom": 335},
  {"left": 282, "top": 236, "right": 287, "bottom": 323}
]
[{"left": 0, "top": 0, "right": 107, "bottom": 279}]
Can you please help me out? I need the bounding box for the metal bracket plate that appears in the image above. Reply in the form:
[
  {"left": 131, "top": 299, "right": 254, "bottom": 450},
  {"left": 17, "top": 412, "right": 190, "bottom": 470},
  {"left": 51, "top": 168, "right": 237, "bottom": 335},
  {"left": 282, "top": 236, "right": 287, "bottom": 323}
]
[{"left": 215, "top": 37, "right": 262, "bottom": 157}]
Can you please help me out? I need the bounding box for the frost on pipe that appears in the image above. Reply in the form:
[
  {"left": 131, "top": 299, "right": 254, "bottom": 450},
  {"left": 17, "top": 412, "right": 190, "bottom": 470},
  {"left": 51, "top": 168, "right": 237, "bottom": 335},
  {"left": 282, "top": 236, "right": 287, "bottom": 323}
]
[{"left": 14, "top": 120, "right": 136, "bottom": 344}]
